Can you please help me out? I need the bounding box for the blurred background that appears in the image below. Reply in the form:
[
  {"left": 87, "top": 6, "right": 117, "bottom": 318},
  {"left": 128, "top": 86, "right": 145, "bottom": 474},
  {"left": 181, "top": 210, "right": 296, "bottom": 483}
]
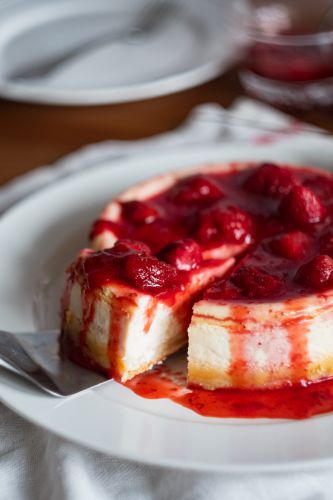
[{"left": 1, "top": 0, "right": 333, "bottom": 186}]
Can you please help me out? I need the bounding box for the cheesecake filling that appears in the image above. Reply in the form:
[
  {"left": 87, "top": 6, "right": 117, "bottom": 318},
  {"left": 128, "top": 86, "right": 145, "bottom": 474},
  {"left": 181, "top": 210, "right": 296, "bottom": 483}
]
[{"left": 188, "top": 296, "right": 333, "bottom": 389}]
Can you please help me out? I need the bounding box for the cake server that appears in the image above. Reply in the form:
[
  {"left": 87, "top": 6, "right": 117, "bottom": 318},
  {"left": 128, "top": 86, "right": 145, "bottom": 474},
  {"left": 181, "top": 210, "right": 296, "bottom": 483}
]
[{"left": 0, "top": 330, "right": 107, "bottom": 397}]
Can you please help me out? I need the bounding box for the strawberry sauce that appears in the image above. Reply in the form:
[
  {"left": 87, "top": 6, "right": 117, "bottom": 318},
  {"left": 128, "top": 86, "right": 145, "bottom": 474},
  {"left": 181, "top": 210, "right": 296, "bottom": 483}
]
[{"left": 125, "top": 363, "right": 333, "bottom": 420}]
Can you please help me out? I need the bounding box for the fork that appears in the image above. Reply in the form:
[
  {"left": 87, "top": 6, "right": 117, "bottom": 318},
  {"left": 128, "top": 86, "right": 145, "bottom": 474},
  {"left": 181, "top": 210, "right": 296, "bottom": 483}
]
[
  {"left": 8, "top": 0, "right": 178, "bottom": 81},
  {"left": 0, "top": 330, "right": 107, "bottom": 397}
]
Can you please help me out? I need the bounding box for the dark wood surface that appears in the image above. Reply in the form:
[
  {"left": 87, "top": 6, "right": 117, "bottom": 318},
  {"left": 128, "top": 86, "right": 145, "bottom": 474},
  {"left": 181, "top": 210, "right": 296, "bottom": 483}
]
[{"left": 1, "top": 67, "right": 333, "bottom": 187}]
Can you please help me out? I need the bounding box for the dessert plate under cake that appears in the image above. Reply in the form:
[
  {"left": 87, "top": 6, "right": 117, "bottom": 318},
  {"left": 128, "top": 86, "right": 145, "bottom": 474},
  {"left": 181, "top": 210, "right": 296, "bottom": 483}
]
[{"left": 4, "top": 143, "right": 333, "bottom": 471}]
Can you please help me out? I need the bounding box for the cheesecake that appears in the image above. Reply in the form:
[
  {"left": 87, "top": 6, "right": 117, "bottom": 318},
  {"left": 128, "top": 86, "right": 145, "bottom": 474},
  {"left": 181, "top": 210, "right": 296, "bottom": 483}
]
[
  {"left": 61, "top": 160, "right": 333, "bottom": 388},
  {"left": 61, "top": 241, "right": 234, "bottom": 381}
]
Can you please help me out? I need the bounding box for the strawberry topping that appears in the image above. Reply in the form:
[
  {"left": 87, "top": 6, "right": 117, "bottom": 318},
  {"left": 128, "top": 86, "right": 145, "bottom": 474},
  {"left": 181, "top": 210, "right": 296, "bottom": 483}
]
[
  {"left": 295, "top": 255, "right": 333, "bottom": 289},
  {"left": 244, "top": 163, "right": 297, "bottom": 197},
  {"left": 159, "top": 238, "right": 202, "bottom": 271},
  {"left": 280, "top": 185, "right": 325, "bottom": 227}
]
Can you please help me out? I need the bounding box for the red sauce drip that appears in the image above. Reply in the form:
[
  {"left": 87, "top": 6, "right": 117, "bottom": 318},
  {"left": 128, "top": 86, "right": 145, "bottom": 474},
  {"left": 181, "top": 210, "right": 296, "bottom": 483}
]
[
  {"left": 289, "top": 322, "right": 310, "bottom": 383},
  {"left": 124, "top": 364, "right": 333, "bottom": 420},
  {"left": 80, "top": 290, "right": 96, "bottom": 348},
  {"left": 284, "top": 300, "right": 311, "bottom": 383},
  {"left": 228, "top": 306, "right": 251, "bottom": 387},
  {"left": 60, "top": 276, "right": 72, "bottom": 330},
  {"left": 144, "top": 300, "right": 157, "bottom": 333},
  {"left": 89, "top": 219, "right": 127, "bottom": 240},
  {"left": 108, "top": 295, "right": 137, "bottom": 379}
]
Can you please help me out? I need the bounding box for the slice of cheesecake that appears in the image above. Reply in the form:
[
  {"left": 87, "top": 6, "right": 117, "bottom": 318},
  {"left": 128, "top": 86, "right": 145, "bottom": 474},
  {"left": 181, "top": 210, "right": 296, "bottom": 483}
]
[{"left": 61, "top": 240, "right": 234, "bottom": 381}]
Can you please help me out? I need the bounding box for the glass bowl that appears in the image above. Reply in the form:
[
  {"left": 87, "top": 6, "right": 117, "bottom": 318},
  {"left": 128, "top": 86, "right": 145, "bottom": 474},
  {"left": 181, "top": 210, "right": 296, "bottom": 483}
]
[{"left": 239, "top": 0, "right": 333, "bottom": 108}]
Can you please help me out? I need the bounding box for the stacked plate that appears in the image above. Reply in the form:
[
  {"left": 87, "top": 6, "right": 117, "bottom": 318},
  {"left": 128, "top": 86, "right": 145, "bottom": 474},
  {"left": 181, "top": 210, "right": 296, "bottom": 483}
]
[{"left": 0, "top": 0, "right": 238, "bottom": 105}]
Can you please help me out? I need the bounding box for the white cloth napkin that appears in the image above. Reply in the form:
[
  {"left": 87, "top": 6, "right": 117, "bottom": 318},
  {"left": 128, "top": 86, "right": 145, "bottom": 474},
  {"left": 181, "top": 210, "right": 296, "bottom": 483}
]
[{"left": 1, "top": 98, "right": 333, "bottom": 500}]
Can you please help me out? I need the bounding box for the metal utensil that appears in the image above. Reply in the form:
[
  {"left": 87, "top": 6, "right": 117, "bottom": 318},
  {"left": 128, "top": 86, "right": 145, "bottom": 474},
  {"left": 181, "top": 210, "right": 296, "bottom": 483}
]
[
  {"left": 9, "top": 0, "right": 178, "bottom": 81},
  {"left": 0, "top": 330, "right": 107, "bottom": 397}
]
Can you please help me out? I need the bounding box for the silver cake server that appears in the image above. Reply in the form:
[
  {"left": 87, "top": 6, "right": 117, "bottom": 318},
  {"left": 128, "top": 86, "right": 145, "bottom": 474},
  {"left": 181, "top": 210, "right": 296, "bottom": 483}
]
[{"left": 0, "top": 330, "right": 107, "bottom": 397}]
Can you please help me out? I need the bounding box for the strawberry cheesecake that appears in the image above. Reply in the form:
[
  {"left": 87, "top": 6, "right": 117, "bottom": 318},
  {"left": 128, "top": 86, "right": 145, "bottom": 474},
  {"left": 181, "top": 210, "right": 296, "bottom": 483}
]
[
  {"left": 61, "top": 161, "right": 333, "bottom": 389},
  {"left": 61, "top": 241, "right": 233, "bottom": 382}
]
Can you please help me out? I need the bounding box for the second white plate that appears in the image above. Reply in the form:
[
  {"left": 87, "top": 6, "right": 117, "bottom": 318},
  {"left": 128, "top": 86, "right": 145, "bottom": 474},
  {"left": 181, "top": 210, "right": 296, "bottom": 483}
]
[{"left": 0, "top": 0, "right": 237, "bottom": 105}]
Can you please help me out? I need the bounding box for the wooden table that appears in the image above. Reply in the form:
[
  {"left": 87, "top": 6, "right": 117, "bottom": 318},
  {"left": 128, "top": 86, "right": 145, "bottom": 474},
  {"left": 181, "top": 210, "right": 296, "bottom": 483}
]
[{"left": 1, "top": 67, "right": 333, "bottom": 187}]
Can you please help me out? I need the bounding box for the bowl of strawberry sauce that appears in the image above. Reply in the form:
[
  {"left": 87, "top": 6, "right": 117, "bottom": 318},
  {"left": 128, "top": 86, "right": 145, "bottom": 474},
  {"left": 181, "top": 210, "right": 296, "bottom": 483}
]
[{"left": 239, "top": 0, "right": 333, "bottom": 108}]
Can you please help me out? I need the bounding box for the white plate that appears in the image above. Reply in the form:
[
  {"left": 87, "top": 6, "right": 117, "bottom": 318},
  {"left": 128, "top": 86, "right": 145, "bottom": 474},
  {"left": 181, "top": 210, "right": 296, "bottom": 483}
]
[
  {"left": 3, "top": 141, "right": 333, "bottom": 472},
  {"left": 0, "top": 0, "right": 237, "bottom": 105}
]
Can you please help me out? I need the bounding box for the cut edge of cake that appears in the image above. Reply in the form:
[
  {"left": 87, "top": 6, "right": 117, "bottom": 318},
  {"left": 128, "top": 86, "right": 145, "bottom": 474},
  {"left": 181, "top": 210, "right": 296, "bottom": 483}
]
[{"left": 188, "top": 292, "right": 333, "bottom": 390}]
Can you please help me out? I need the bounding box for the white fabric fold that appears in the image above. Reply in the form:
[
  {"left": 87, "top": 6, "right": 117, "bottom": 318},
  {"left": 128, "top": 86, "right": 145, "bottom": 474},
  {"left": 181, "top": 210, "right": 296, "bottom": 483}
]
[{"left": 1, "top": 98, "right": 333, "bottom": 500}]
